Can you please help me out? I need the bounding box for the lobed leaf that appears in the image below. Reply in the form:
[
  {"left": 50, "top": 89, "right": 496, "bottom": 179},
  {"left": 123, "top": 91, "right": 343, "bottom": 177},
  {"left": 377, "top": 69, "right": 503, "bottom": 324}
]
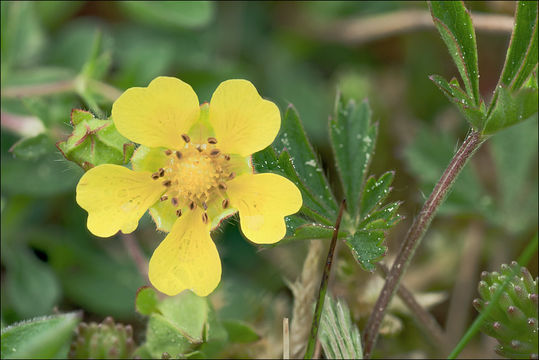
[
  {"left": 345, "top": 230, "right": 387, "bottom": 272},
  {"left": 360, "top": 171, "right": 395, "bottom": 219},
  {"left": 429, "top": 1, "right": 480, "bottom": 105},
  {"left": 135, "top": 286, "right": 160, "bottom": 316},
  {"left": 330, "top": 96, "right": 377, "bottom": 219},
  {"left": 222, "top": 320, "right": 260, "bottom": 343}
]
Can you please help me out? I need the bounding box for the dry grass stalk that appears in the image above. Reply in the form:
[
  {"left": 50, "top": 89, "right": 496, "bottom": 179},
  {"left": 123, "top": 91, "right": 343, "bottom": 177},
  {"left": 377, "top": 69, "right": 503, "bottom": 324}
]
[{"left": 289, "top": 239, "right": 325, "bottom": 358}]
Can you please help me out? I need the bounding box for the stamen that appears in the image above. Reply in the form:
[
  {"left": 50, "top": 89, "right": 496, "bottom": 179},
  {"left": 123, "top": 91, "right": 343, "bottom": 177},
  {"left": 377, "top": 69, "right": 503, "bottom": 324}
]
[
  {"left": 201, "top": 212, "right": 209, "bottom": 224},
  {"left": 163, "top": 180, "right": 172, "bottom": 187},
  {"left": 224, "top": 154, "right": 231, "bottom": 161},
  {"left": 175, "top": 151, "right": 182, "bottom": 159},
  {"left": 196, "top": 146, "right": 203, "bottom": 152},
  {"left": 228, "top": 172, "right": 236, "bottom": 180},
  {"left": 176, "top": 209, "right": 182, "bottom": 217},
  {"left": 189, "top": 201, "right": 196, "bottom": 210},
  {"left": 181, "top": 134, "right": 191, "bottom": 143},
  {"left": 209, "top": 149, "right": 221, "bottom": 156},
  {"left": 164, "top": 149, "right": 172, "bottom": 156},
  {"left": 151, "top": 173, "right": 160, "bottom": 180},
  {"left": 160, "top": 195, "right": 168, "bottom": 201},
  {"left": 207, "top": 137, "right": 217, "bottom": 144},
  {"left": 171, "top": 197, "right": 178, "bottom": 207},
  {"left": 202, "top": 202, "right": 208, "bottom": 210},
  {"left": 222, "top": 199, "right": 229, "bottom": 209},
  {"left": 218, "top": 183, "right": 227, "bottom": 190},
  {"left": 158, "top": 168, "right": 165, "bottom": 177}
]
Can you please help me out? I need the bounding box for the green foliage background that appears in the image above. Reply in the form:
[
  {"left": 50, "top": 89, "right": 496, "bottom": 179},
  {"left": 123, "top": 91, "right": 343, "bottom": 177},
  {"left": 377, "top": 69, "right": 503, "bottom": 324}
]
[{"left": 1, "top": 1, "right": 537, "bottom": 358}]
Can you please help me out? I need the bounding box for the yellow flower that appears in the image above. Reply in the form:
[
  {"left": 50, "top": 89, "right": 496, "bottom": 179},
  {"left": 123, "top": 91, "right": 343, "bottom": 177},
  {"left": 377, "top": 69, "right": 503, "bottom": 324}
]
[{"left": 76, "top": 77, "right": 302, "bottom": 296}]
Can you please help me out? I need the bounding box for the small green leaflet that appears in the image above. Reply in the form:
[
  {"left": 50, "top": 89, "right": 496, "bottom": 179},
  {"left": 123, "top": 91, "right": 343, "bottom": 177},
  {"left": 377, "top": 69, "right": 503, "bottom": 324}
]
[
  {"left": 428, "top": 1, "right": 480, "bottom": 105},
  {"left": 330, "top": 96, "right": 377, "bottom": 219}
]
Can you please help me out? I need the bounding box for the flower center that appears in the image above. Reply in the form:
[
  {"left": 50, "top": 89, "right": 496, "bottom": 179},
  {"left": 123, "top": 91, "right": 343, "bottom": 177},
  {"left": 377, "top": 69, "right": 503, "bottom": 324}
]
[{"left": 151, "top": 134, "right": 234, "bottom": 223}]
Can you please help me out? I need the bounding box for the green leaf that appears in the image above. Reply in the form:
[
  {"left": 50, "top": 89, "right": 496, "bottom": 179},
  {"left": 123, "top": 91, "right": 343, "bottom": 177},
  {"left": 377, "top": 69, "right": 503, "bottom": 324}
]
[
  {"left": 2, "top": 244, "right": 61, "bottom": 319},
  {"left": 319, "top": 295, "right": 363, "bottom": 359},
  {"left": 156, "top": 290, "right": 209, "bottom": 344},
  {"left": 253, "top": 146, "right": 333, "bottom": 226},
  {"left": 119, "top": 1, "right": 215, "bottom": 29},
  {"left": 0, "top": 312, "right": 81, "bottom": 359},
  {"left": 135, "top": 286, "right": 160, "bottom": 316},
  {"left": 498, "top": 1, "right": 538, "bottom": 91},
  {"left": 56, "top": 109, "right": 135, "bottom": 171},
  {"left": 330, "top": 96, "right": 377, "bottom": 219},
  {"left": 222, "top": 320, "right": 260, "bottom": 344},
  {"left": 345, "top": 230, "right": 386, "bottom": 272},
  {"left": 145, "top": 315, "right": 195, "bottom": 358},
  {"left": 80, "top": 30, "right": 112, "bottom": 81},
  {"left": 273, "top": 105, "right": 338, "bottom": 218},
  {"left": 9, "top": 133, "right": 50, "bottom": 161},
  {"left": 429, "top": 74, "right": 485, "bottom": 130},
  {"left": 483, "top": 85, "right": 538, "bottom": 134},
  {"left": 428, "top": 1, "right": 480, "bottom": 105}
]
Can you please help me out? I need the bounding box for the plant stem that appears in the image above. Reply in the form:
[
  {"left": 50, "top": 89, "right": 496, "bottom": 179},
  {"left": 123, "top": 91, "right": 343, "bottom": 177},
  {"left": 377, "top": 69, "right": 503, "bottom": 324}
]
[
  {"left": 377, "top": 263, "right": 447, "bottom": 352},
  {"left": 447, "top": 232, "right": 538, "bottom": 359},
  {"left": 120, "top": 233, "right": 148, "bottom": 280},
  {"left": 304, "top": 199, "right": 346, "bottom": 359},
  {"left": 362, "top": 130, "right": 484, "bottom": 358}
]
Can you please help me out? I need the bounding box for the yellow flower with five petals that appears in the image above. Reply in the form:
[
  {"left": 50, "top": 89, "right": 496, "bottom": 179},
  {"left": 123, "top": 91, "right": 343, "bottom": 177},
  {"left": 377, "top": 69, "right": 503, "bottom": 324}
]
[{"left": 75, "top": 77, "right": 302, "bottom": 297}]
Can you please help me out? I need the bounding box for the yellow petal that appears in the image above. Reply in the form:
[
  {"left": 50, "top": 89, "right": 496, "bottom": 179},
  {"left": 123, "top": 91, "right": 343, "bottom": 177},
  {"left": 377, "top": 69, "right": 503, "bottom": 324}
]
[
  {"left": 227, "top": 173, "right": 302, "bottom": 244},
  {"left": 148, "top": 208, "right": 221, "bottom": 296},
  {"left": 112, "top": 76, "right": 200, "bottom": 149},
  {"left": 208, "top": 79, "right": 280, "bottom": 156},
  {"left": 76, "top": 164, "right": 165, "bottom": 237}
]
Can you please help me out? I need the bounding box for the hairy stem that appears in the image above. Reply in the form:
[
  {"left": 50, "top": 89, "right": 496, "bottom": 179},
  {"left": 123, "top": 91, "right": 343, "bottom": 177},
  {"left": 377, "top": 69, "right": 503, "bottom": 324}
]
[
  {"left": 362, "top": 130, "right": 484, "bottom": 358},
  {"left": 304, "top": 199, "right": 346, "bottom": 359},
  {"left": 377, "top": 263, "right": 447, "bottom": 352}
]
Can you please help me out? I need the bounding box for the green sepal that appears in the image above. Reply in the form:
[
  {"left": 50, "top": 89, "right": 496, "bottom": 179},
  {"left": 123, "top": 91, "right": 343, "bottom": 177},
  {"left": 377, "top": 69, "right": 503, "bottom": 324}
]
[{"left": 56, "top": 109, "right": 135, "bottom": 171}]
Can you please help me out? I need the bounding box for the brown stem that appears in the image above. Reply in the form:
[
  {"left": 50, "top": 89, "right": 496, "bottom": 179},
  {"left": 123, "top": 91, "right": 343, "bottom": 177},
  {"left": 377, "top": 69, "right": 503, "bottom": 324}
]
[
  {"left": 120, "top": 233, "right": 149, "bottom": 280},
  {"left": 291, "top": 10, "right": 513, "bottom": 46},
  {"left": 377, "top": 263, "right": 447, "bottom": 352},
  {"left": 362, "top": 130, "right": 484, "bottom": 358},
  {"left": 1, "top": 111, "right": 45, "bottom": 137}
]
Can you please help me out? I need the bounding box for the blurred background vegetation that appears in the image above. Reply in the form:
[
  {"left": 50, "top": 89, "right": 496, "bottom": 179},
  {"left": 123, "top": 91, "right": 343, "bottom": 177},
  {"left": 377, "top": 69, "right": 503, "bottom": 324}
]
[{"left": 1, "top": 1, "right": 537, "bottom": 358}]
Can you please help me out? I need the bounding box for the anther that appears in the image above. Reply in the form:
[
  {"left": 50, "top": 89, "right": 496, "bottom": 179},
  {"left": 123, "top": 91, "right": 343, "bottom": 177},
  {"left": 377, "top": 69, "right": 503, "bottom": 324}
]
[
  {"left": 175, "top": 151, "right": 182, "bottom": 159},
  {"left": 207, "top": 137, "right": 217, "bottom": 144},
  {"left": 151, "top": 173, "right": 160, "bottom": 180},
  {"left": 228, "top": 172, "right": 236, "bottom": 180},
  {"left": 202, "top": 212, "right": 209, "bottom": 224},
  {"left": 163, "top": 180, "right": 172, "bottom": 187},
  {"left": 202, "top": 202, "right": 208, "bottom": 210},
  {"left": 210, "top": 149, "right": 221, "bottom": 156},
  {"left": 160, "top": 195, "right": 168, "bottom": 201},
  {"left": 189, "top": 201, "right": 196, "bottom": 210},
  {"left": 181, "top": 134, "right": 191, "bottom": 143},
  {"left": 158, "top": 168, "right": 165, "bottom": 177},
  {"left": 164, "top": 149, "right": 172, "bottom": 156},
  {"left": 171, "top": 197, "right": 178, "bottom": 207},
  {"left": 224, "top": 154, "right": 231, "bottom": 161},
  {"left": 196, "top": 146, "right": 203, "bottom": 152},
  {"left": 176, "top": 209, "right": 182, "bottom": 217},
  {"left": 218, "top": 183, "right": 227, "bottom": 190},
  {"left": 222, "top": 199, "right": 229, "bottom": 209}
]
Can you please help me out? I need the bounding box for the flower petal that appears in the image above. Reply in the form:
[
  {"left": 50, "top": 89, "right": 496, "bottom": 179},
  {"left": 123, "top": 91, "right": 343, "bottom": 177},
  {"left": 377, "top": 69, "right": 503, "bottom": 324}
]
[
  {"left": 148, "top": 208, "right": 221, "bottom": 296},
  {"left": 76, "top": 164, "right": 165, "bottom": 237},
  {"left": 209, "top": 79, "right": 280, "bottom": 156},
  {"left": 112, "top": 76, "right": 200, "bottom": 149},
  {"left": 227, "top": 173, "right": 302, "bottom": 244}
]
